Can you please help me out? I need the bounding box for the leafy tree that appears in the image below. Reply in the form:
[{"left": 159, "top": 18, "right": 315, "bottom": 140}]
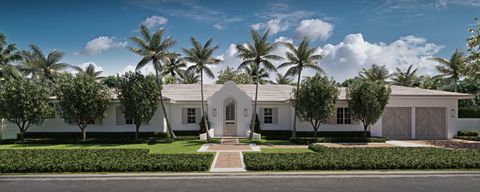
[
  {"left": 102, "top": 75, "right": 121, "bottom": 88},
  {"left": 20, "top": 45, "right": 69, "bottom": 82},
  {"left": 73, "top": 63, "right": 104, "bottom": 79},
  {"left": 240, "top": 63, "right": 271, "bottom": 84},
  {"left": 0, "top": 33, "right": 22, "bottom": 80},
  {"left": 419, "top": 75, "right": 444, "bottom": 90},
  {"left": 236, "top": 29, "right": 282, "bottom": 139},
  {"left": 56, "top": 74, "right": 111, "bottom": 140},
  {"left": 163, "top": 75, "right": 176, "bottom": 84},
  {"left": 278, "top": 37, "right": 323, "bottom": 138},
  {"left": 177, "top": 70, "right": 200, "bottom": 84},
  {"left": 183, "top": 37, "right": 221, "bottom": 141},
  {"left": 359, "top": 64, "right": 390, "bottom": 83},
  {"left": 273, "top": 73, "right": 293, "bottom": 85},
  {"left": 430, "top": 50, "right": 466, "bottom": 92},
  {"left": 129, "top": 25, "right": 176, "bottom": 138},
  {"left": 340, "top": 77, "right": 359, "bottom": 87},
  {"left": 0, "top": 77, "right": 52, "bottom": 140},
  {"left": 467, "top": 18, "right": 480, "bottom": 80},
  {"left": 216, "top": 67, "right": 254, "bottom": 84},
  {"left": 117, "top": 72, "right": 159, "bottom": 139},
  {"left": 391, "top": 64, "right": 419, "bottom": 87},
  {"left": 293, "top": 75, "right": 338, "bottom": 140},
  {"left": 347, "top": 80, "right": 391, "bottom": 138}
]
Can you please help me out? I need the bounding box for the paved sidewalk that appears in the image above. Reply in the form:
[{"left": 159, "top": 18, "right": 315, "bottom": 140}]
[
  {"left": 386, "top": 140, "right": 433, "bottom": 147},
  {"left": 198, "top": 138, "right": 260, "bottom": 172}
]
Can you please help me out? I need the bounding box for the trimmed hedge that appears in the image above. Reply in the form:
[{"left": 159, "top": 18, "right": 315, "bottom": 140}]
[
  {"left": 289, "top": 137, "right": 386, "bottom": 145},
  {"left": 22, "top": 132, "right": 168, "bottom": 139},
  {"left": 173, "top": 130, "right": 201, "bottom": 136},
  {"left": 457, "top": 131, "right": 479, "bottom": 136},
  {"left": 454, "top": 136, "right": 480, "bottom": 141},
  {"left": 0, "top": 137, "right": 174, "bottom": 145},
  {"left": 0, "top": 149, "right": 214, "bottom": 173},
  {"left": 459, "top": 107, "right": 480, "bottom": 118},
  {"left": 259, "top": 131, "right": 371, "bottom": 140},
  {"left": 243, "top": 146, "right": 480, "bottom": 171}
]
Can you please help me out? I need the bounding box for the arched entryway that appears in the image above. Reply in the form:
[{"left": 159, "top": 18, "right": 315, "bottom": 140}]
[{"left": 223, "top": 97, "right": 237, "bottom": 136}]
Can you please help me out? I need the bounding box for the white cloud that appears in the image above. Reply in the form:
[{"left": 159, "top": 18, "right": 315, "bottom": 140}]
[
  {"left": 83, "top": 36, "right": 127, "bottom": 55},
  {"left": 142, "top": 16, "right": 168, "bottom": 28},
  {"left": 251, "top": 18, "right": 289, "bottom": 34},
  {"left": 295, "top": 19, "right": 333, "bottom": 41},
  {"left": 213, "top": 17, "right": 242, "bottom": 29},
  {"left": 78, "top": 62, "right": 104, "bottom": 72},
  {"left": 319, "top": 33, "right": 444, "bottom": 81},
  {"left": 122, "top": 64, "right": 156, "bottom": 75}
]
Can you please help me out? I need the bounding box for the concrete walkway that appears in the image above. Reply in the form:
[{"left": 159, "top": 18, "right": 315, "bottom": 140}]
[
  {"left": 386, "top": 140, "right": 432, "bottom": 147},
  {"left": 198, "top": 138, "right": 260, "bottom": 172}
]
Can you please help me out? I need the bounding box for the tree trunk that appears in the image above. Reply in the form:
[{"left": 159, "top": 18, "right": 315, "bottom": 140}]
[
  {"left": 154, "top": 64, "right": 176, "bottom": 139},
  {"left": 249, "top": 63, "right": 260, "bottom": 140},
  {"left": 363, "top": 123, "right": 368, "bottom": 138},
  {"left": 200, "top": 70, "right": 211, "bottom": 141},
  {"left": 82, "top": 127, "right": 87, "bottom": 141},
  {"left": 292, "top": 69, "right": 302, "bottom": 139},
  {"left": 135, "top": 124, "right": 140, "bottom": 140},
  {"left": 454, "top": 78, "right": 458, "bottom": 92},
  {"left": 18, "top": 131, "right": 25, "bottom": 141},
  {"left": 313, "top": 128, "right": 318, "bottom": 141}
]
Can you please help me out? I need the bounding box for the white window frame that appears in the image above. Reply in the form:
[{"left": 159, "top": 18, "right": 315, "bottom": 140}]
[
  {"left": 187, "top": 108, "right": 196, "bottom": 124},
  {"left": 125, "top": 118, "right": 135, "bottom": 125},
  {"left": 337, "top": 107, "right": 352, "bottom": 125},
  {"left": 264, "top": 108, "right": 273, "bottom": 124}
]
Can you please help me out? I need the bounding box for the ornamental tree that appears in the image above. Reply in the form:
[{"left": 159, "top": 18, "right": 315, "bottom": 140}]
[
  {"left": 293, "top": 75, "right": 339, "bottom": 140},
  {"left": 347, "top": 79, "right": 391, "bottom": 138},
  {"left": 117, "top": 72, "right": 160, "bottom": 139},
  {"left": 215, "top": 67, "right": 254, "bottom": 84},
  {"left": 0, "top": 77, "right": 52, "bottom": 140},
  {"left": 56, "top": 74, "right": 111, "bottom": 140}
]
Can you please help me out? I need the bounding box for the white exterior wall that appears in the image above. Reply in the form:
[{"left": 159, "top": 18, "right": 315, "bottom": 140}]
[
  {"left": 256, "top": 103, "right": 292, "bottom": 131},
  {"left": 169, "top": 102, "right": 204, "bottom": 131},
  {"left": 458, "top": 119, "right": 480, "bottom": 131}
]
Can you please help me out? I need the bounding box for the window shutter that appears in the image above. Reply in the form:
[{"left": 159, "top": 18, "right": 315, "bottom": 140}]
[
  {"left": 181, "top": 108, "right": 187, "bottom": 124},
  {"left": 116, "top": 107, "right": 125, "bottom": 125},
  {"left": 272, "top": 108, "right": 278, "bottom": 125},
  {"left": 195, "top": 108, "right": 201, "bottom": 124},
  {"left": 259, "top": 108, "right": 265, "bottom": 125}
]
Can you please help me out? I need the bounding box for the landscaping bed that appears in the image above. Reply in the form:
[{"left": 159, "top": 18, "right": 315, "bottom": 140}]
[
  {"left": 0, "top": 149, "right": 214, "bottom": 173},
  {"left": 243, "top": 145, "right": 480, "bottom": 171},
  {"left": 290, "top": 136, "right": 387, "bottom": 145}
]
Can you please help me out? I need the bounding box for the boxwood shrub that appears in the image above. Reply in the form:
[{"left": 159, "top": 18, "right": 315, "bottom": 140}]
[
  {"left": 457, "top": 131, "right": 479, "bottom": 136},
  {"left": 453, "top": 136, "right": 480, "bottom": 141},
  {"left": 243, "top": 146, "right": 480, "bottom": 171},
  {"left": 289, "top": 137, "right": 386, "bottom": 145},
  {"left": 0, "top": 149, "right": 214, "bottom": 173}
]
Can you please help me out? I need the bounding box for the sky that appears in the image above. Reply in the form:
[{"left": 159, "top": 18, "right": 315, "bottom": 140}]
[{"left": 1, "top": 0, "right": 479, "bottom": 83}]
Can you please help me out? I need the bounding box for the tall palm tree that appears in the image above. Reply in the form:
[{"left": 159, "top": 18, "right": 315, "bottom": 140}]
[
  {"left": 129, "top": 25, "right": 176, "bottom": 138},
  {"left": 278, "top": 37, "right": 323, "bottom": 138},
  {"left": 20, "top": 44, "right": 69, "bottom": 82},
  {"left": 162, "top": 54, "right": 186, "bottom": 83},
  {"left": 391, "top": 64, "right": 419, "bottom": 87},
  {"left": 430, "top": 50, "right": 466, "bottom": 92},
  {"left": 177, "top": 70, "right": 199, "bottom": 84},
  {"left": 241, "top": 63, "right": 270, "bottom": 84},
  {"left": 359, "top": 64, "right": 390, "bottom": 82},
  {"left": 73, "top": 63, "right": 104, "bottom": 79},
  {"left": 273, "top": 73, "right": 293, "bottom": 85},
  {"left": 236, "top": 29, "right": 282, "bottom": 139},
  {"left": 0, "top": 33, "right": 22, "bottom": 80},
  {"left": 183, "top": 37, "right": 221, "bottom": 141}
]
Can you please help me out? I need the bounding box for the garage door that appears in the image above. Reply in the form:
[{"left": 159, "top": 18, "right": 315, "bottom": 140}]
[
  {"left": 415, "top": 107, "right": 446, "bottom": 139},
  {"left": 382, "top": 107, "right": 411, "bottom": 139}
]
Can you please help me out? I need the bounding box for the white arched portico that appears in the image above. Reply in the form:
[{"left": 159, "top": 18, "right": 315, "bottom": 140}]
[{"left": 207, "top": 81, "right": 252, "bottom": 137}]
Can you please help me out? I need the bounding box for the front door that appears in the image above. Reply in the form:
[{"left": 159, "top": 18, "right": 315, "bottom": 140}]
[{"left": 223, "top": 98, "right": 236, "bottom": 136}]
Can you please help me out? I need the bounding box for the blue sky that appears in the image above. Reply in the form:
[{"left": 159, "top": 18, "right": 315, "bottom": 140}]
[{"left": 1, "top": 0, "right": 479, "bottom": 82}]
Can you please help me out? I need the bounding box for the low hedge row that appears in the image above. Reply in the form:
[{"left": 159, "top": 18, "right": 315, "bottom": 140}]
[
  {"left": 243, "top": 146, "right": 480, "bottom": 171},
  {"left": 0, "top": 137, "right": 175, "bottom": 145},
  {"left": 22, "top": 132, "right": 169, "bottom": 139},
  {"left": 289, "top": 137, "right": 386, "bottom": 144},
  {"left": 0, "top": 149, "right": 214, "bottom": 173},
  {"left": 457, "top": 130, "right": 479, "bottom": 136},
  {"left": 453, "top": 136, "right": 480, "bottom": 141},
  {"left": 459, "top": 107, "right": 480, "bottom": 118},
  {"left": 259, "top": 131, "right": 371, "bottom": 140}
]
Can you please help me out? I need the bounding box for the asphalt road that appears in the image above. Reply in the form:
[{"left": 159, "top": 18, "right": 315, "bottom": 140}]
[{"left": 1, "top": 172, "right": 480, "bottom": 192}]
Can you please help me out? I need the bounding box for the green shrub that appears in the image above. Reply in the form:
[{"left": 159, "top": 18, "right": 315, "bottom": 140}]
[
  {"left": 1, "top": 137, "right": 174, "bottom": 145},
  {"left": 289, "top": 137, "right": 386, "bottom": 144},
  {"left": 259, "top": 131, "right": 371, "bottom": 140},
  {"left": 0, "top": 149, "right": 214, "bottom": 173},
  {"left": 22, "top": 132, "right": 168, "bottom": 139},
  {"left": 173, "top": 131, "right": 201, "bottom": 136},
  {"left": 453, "top": 136, "right": 480, "bottom": 141},
  {"left": 244, "top": 147, "right": 480, "bottom": 171},
  {"left": 459, "top": 107, "right": 480, "bottom": 118},
  {"left": 457, "top": 131, "right": 479, "bottom": 136}
]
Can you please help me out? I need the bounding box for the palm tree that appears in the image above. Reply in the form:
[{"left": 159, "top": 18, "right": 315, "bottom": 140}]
[
  {"left": 0, "top": 33, "right": 22, "bottom": 80},
  {"left": 236, "top": 29, "right": 282, "bottom": 139},
  {"left": 391, "top": 64, "right": 419, "bottom": 87},
  {"left": 183, "top": 37, "right": 221, "bottom": 141},
  {"left": 129, "top": 25, "right": 176, "bottom": 138},
  {"left": 73, "top": 63, "right": 104, "bottom": 79},
  {"left": 430, "top": 50, "right": 466, "bottom": 92},
  {"left": 273, "top": 73, "right": 293, "bottom": 85},
  {"left": 162, "top": 54, "right": 186, "bottom": 83},
  {"left": 177, "top": 70, "right": 199, "bottom": 84},
  {"left": 278, "top": 37, "right": 323, "bottom": 138},
  {"left": 359, "top": 64, "right": 390, "bottom": 82},
  {"left": 241, "top": 63, "right": 270, "bottom": 84},
  {"left": 20, "top": 45, "right": 69, "bottom": 82}
]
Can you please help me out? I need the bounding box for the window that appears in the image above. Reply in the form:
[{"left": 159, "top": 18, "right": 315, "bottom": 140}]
[
  {"left": 46, "top": 103, "right": 56, "bottom": 119},
  {"left": 264, "top": 108, "right": 273, "bottom": 124},
  {"left": 126, "top": 118, "right": 135, "bottom": 125},
  {"left": 337, "top": 107, "right": 352, "bottom": 124},
  {"left": 187, "top": 108, "right": 196, "bottom": 124}
]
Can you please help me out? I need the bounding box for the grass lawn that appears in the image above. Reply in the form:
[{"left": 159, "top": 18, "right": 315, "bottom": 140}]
[
  {"left": 0, "top": 140, "right": 214, "bottom": 154},
  {"left": 239, "top": 138, "right": 296, "bottom": 145}
]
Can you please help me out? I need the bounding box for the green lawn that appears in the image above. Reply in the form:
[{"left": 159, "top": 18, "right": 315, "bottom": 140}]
[
  {"left": 239, "top": 138, "right": 296, "bottom": 145},
  {"left": 0, "top": 140, "right": 211, "bottom": 154}
]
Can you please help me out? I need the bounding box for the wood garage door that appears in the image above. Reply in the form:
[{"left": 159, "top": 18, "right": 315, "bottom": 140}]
[
  {"left": 415, "top": 107, "right": 446, "bottom": 139},
  {"left": 382, "top": 107, "right": 411, "bottom": 139}
]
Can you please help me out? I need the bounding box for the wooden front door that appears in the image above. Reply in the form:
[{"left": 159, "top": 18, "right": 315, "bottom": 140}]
[{"left": 223, "top": 98, "right": 236, "bottom": 136}]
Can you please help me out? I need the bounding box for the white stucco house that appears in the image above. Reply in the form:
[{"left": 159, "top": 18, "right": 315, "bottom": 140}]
[{"left": 1, "top": 81, "right": 474, "bottom": 140}]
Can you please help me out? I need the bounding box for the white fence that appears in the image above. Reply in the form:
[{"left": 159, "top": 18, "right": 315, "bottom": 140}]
[{"left": 458, "top": 118, "right": 480, "bottom": 131}]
